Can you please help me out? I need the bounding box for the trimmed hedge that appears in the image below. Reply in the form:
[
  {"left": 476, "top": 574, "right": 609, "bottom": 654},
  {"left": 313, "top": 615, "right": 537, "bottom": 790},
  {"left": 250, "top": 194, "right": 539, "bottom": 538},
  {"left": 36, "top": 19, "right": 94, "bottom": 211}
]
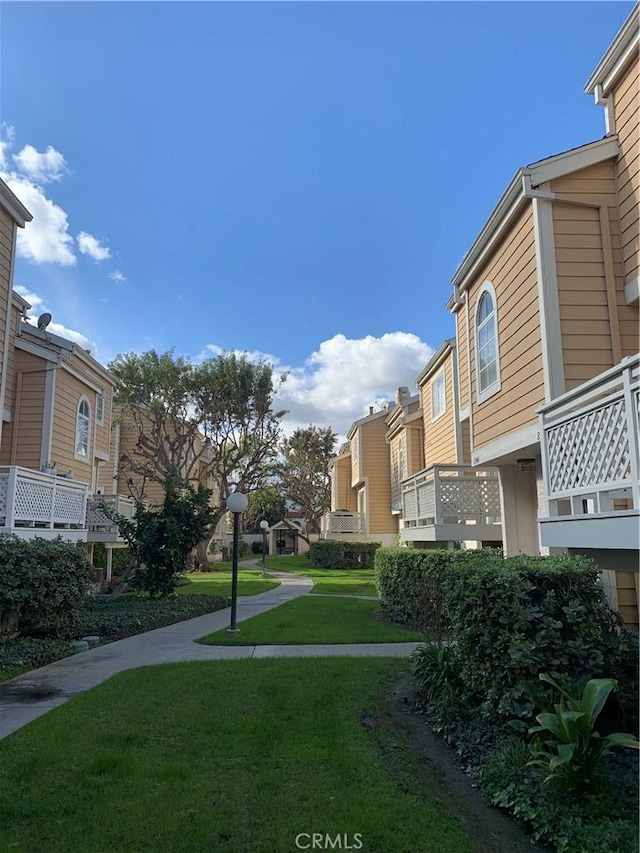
[
  {"left": 0, "top": 536, "right": 92, "bottom": 639},
  {"left": 308, "top": 540, "right": 381, "bottom": 569},
  {"left": 0, "top": 637, "right": 71, "bottom": 683},
  {"left": 376, "top": 547, "right": 498, "bottom": 636}
]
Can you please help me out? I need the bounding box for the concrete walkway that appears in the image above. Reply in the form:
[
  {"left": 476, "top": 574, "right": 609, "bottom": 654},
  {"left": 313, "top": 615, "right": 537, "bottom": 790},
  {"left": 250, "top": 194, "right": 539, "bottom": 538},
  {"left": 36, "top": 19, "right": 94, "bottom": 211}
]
[{"left": 0, "top": 569, "right": 421, "bottom": 741}]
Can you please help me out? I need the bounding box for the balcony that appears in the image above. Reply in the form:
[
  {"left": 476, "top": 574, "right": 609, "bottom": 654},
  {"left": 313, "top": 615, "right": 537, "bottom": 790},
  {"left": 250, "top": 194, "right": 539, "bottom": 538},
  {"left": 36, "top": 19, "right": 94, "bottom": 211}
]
[
  {"left": 86, "top": 494, "right": 137, "bottom": 543},
  {"left": 538, "top": 354, "right": 639, "bottom": 551},
  {"left": 0, "top": 466, "right": 89, "bottom": 542},
  {"left": 321, "top": 511, "right": 366, "bottom": 538},
  {"left": 401, "top": 464, "right": 502, "bottom": 543}
]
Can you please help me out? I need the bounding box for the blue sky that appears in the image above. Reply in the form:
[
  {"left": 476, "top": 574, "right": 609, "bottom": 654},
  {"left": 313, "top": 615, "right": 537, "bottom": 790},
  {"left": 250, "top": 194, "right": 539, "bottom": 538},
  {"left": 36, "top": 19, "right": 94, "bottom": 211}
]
[{"left": 0, "top": 1, "right": 633, "bottom": 435}]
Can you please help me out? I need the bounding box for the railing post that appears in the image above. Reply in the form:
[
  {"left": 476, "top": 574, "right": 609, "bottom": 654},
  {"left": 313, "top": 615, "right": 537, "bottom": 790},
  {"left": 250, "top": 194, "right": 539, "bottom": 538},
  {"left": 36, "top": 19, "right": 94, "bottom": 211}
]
[
  {"left": 622, "top": 362, "right": 640, "bottom": 511},
  {"left": 5, "top": 467, "right": 18, "bottom": 530},
  {"left": 538, "top": 412, "right": 551, "bottom": 518},
  {"left": 49, "top": 475, "right": 57, "bottom": 529},
  {"left": 433, "top": 466, "right": 442, "bottom": 525}
]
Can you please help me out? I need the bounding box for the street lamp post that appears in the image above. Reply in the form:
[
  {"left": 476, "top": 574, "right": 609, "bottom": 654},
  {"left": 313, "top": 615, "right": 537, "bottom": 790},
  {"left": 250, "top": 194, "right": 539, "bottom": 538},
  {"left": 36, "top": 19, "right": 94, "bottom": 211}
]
[
  {"left": 226, "top": 491, "right": 248, "bottom": 633},
  {"left": 259, "top": 519, "right": 269, "bottom": 575}
]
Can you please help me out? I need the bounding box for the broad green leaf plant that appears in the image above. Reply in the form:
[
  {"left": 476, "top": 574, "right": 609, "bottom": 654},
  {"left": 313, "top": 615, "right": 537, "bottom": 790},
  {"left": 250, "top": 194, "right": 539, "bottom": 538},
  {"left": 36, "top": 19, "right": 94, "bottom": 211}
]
[{"left": 527, "top": 673, "right": 639, "bottom": 792}]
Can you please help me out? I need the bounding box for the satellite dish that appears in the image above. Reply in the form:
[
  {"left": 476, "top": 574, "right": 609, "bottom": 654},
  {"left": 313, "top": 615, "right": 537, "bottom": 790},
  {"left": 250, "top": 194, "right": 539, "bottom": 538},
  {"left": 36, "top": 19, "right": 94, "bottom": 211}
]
[{"left": 37, "top": 312, "right": 52, "bottom": 330}]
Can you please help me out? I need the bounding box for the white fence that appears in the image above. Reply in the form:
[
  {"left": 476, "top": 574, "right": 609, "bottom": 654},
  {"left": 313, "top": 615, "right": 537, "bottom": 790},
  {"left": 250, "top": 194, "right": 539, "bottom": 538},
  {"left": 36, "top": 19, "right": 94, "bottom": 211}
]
[
  {"left": 321, "top": 511, "right": 366, "bottom": 536},
  {"left": 86, "top": 494, "right": 137, "bottom": 537},
  {"left": 401, "top": 465, "right": 501, "bottom": 529},
  {"left": 539, "top": 354, "right": 640, "bottom": 518},
  {"left": 0, "top": 466, "right": 89, "bottom": 537}
]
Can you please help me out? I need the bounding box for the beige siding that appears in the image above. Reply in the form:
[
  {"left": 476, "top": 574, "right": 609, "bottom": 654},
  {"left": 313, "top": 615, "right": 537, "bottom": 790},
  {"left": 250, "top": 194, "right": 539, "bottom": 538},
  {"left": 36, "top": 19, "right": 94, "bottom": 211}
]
[
  {"left": 389, "top": 432, "right": 403, "bottom": 511},
  {"left": 408, "top": 421, "right": 424, "bottom": 475},
  {"left": 50, "top": 368, "right": 93, "bottom": 482},
  {"left": 420, "top": 354, "right": 458, "bottom": 466},
  {"left": 456, "top": 306, "right": 469, "bottom": 410},
  {"left": 552, "top": 160, "right": 639, "bottom": 383},
  {"left": 2, "top": 303, "right": 22, "bottom": 422},
  {"left": 331, "top": 455, "right": 353, "bottom": 511},
  {"left": 460, "top": 418, "right": 471, "bottom": 464},
  {"left": 616, "top": 571, "right": 639, "bottom": 633},
  {"left": 468, "top": 205, "right": 545, "bottom": 450},
  {"left": 0, "top": 210, "right": 15, "bottom": 404},
  {"left": 350, "top": 431, "right": 360, "bottom": 487},
  {"left": 612, "top": 50, "right": 639, "bottom": 286},
  {"left": 2, "top": 351, "right": 47, "bottom": 469},
  {"left": 360, "top": 417, "right": 397, "bottom": 535}
]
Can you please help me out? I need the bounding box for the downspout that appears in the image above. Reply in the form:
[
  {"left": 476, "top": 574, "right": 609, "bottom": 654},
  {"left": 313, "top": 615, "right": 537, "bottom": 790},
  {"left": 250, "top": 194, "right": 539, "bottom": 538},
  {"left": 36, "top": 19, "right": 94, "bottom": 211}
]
[{"left": 464, "top": 291, "right": 474, "bottom": 464}]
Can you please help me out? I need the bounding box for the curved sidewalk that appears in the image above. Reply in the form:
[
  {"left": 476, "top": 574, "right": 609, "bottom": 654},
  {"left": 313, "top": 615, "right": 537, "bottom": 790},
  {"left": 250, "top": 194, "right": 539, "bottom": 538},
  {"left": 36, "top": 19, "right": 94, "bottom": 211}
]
[{"left": 0, "top": 571, "right": 420, "bottom": 741}]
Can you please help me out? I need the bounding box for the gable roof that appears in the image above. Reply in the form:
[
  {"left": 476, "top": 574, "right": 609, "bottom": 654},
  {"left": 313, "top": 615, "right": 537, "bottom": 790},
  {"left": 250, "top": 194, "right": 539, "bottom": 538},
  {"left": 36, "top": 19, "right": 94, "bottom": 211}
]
[
  {"left": 585, "top": 4, "right": 639, "bottom": 96},
  {"left": 450, "top": 136, "right": 619, "bottom": 291},
  {"left": 0, "top": 177, "right": 32, "bottom": 228}
]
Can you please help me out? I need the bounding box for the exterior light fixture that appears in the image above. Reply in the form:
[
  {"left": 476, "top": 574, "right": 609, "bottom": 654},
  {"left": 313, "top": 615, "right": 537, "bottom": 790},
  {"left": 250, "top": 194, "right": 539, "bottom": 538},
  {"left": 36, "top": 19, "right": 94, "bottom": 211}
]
[{"left": 226, "top": 491, "right": 248, "bottom": 633}]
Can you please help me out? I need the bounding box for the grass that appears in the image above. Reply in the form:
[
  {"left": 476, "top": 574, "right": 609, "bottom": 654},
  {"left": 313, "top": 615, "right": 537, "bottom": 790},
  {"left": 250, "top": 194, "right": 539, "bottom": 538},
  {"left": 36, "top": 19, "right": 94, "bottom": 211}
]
[
  {"left": 264, "top": 555, "right": 378, "bottom": 596},
  {"left": 176, "top": 569, "right": 279, "bottom": 598},
  {"left": 0, "top": 659, "right": 476, "bottom": 853},
  {"left": 198, "top": 596, "right": 422, "bottom": 645}
]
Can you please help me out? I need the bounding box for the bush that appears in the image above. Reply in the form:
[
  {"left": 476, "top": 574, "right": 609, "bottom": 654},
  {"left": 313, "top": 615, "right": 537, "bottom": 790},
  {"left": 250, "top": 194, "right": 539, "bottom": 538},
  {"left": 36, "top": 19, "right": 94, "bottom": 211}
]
[
  {"left": 0, "top": 636, "right": 71, "bottom": 681},
  {"left": 0, "top": 536, "right": 92, "bottom": 639},
  {"left": 74, "top": 594, "right": 228, "bottom": 640},
  {"left": 251, "top": 541, "right": 263, "bottom": 555},
  {"left": 375, "top": 547, "right": 500, "bottom": 637},
  {"left": 308, "top": 540, "right": 380, "bottom": 569},
  {"left": 91, "top": 544, "right": 134, "bottom": 575}
]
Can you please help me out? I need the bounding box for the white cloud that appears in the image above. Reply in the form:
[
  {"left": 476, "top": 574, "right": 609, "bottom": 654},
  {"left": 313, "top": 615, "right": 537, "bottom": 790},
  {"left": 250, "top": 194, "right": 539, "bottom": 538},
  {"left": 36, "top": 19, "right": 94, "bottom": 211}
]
[
  {"left": 108, "top": 270, "right": 126, "bottom": 282},
  {"left": 0, "top": 132, "right": 117, "bottom": 269},
  {"left": 3, "top": 175, "right": 76, "bottom": 266},
  {"left": 12, "top": 144, "right": 67, "bottom": 183},
  {"left": 77, "top": 231, "right": 111, "bottom": 261},
  {"left": 196, "top": 332, "right": 434, "bottom": 438},
  {"left": 15, "top": 284, "right": 97, "bottom": 354}
]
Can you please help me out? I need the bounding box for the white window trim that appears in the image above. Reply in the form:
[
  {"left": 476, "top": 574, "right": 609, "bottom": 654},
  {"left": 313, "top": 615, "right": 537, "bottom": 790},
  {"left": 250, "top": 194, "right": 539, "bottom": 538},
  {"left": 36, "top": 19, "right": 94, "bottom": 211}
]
[
  {"left": 397, "top": 436, "right": 404, "bottom": 481},
  {"left": 75, "top": 395, "right": 91, "bottom": 462},
  {"left": 96, "top": 389, "right": 104, "bottom": 427},
  {"left": 430, "top": 368, "right": 447, "bottom": 421},
  {"left": 475, "top": 282, "right": 501, "bottom": 404}
]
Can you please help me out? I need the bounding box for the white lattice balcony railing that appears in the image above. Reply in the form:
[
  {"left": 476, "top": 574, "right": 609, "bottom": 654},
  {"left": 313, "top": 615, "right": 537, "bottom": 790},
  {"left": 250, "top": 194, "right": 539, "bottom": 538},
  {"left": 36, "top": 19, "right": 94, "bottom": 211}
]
[
  {"left": 0, "top": 466, "right": 89, "bottom": 535},
  {"left": 539, "top": 354, "right": 640, "bottom": 523},
  {"left": 322, "top": 511, "right": 366, "bottom": 536},
  {"left": 86, "top": 494, "right": 137, "bottom": 538},
  {"left": 401, "top": 465, "right": 501, "bottom": 530}
]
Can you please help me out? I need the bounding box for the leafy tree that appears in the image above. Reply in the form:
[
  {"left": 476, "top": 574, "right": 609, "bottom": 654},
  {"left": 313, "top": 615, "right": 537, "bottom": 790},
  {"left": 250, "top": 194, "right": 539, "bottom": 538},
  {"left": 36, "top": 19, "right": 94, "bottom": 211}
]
[
  {"left": 114, "top": 480, "right": 215, "bottom": 597},
  {"left": 244, "top": 487, "right": 286, "bottom": 533},
  {"left": 277, "top": 425, "right": 337, "bottom": 539},
  {"left": 109, "top": 349, "right": 286, "bottom": 564}
]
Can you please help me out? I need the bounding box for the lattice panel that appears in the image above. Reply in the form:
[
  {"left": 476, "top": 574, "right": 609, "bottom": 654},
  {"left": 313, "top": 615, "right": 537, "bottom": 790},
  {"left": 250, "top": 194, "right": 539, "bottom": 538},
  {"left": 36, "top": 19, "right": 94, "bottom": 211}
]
[
  {"left": 0, "top": 476, "right": 7, "bottom": 521},
  {"left": 440, "top": 478, "right": 501, "bottom": 519},
  {"left": 416, "top": 482, "right": 436, "bottom": 519},
  {"left": 326, "top": 514, "right": 365, "bottom": 534},
  {"left": 86, "top": 502, "right": 114, "bottom": 530},
  {"left": 53, "top": 487, "right": 86, "bottom": 525},
  {"left": 547, "top": 399, "right": 631, "bottom": 494},
  {"left": 402, "top": 490, "right": 417, "bottom": 520},
  {"left": 14, "top": 480, "right": 55, "bottom": 522}
]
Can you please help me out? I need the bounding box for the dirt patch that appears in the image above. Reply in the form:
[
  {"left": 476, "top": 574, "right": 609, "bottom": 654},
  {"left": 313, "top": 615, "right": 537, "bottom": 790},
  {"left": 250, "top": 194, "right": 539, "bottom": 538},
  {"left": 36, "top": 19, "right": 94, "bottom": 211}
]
[{"left": 378, "top": 673, "right": 548, "bottom": 853}]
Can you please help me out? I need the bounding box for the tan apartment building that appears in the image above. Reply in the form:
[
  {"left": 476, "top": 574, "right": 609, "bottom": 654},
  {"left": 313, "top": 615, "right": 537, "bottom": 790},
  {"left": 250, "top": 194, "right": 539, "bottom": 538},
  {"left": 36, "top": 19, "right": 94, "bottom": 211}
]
[
  {"left": 325, "top": 405, "right": 399, "bottom": 546},
  {"left": 400, "top": 339, "right": 502, "bottom": 547},
  {"left": 448, "top": 7, "right": 639, "bottom": 626}
]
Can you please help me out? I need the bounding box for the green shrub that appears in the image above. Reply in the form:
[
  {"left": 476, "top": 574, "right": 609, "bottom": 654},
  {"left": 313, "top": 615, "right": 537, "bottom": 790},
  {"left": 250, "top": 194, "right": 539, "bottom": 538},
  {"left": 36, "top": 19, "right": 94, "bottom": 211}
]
[
  {"left": 238, "top": 539, "right": 249, "bottom": 559},
  {"left": 375, "top": 547, "right": 500, "bottom": 637},
  {"left": 91, "top": 543, "right": 134, "bottom": 575},
  {"left": 74, "top": 594, "right": 228, "bottom": 640},
  {"left": 308, "top": 540, "right": 380, "bottom": 569},
  {"left": 410, "top": 641, "right": 463, "bottom": 709},
  {"left": 0, "top": 636, "right": 71, "bottom": 681},
  {"left": 445, "top": 553, "right": 632, "bottom": 728},
  {"left": 251, "top": 541, "right": 263, "bottom": 555},
  {"left": 0, "top": 536, "right": 92, "bottom": 639}
]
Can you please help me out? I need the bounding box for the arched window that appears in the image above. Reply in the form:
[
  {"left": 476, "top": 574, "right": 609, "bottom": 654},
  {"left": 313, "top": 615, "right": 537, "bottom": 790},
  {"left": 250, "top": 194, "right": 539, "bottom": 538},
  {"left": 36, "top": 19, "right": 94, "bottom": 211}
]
[
  {"left": 75, "top": 397, "right": 91, "bottom": 459},
  {"left": 475, "top": 285, "right": 500, "bottom": 400}
]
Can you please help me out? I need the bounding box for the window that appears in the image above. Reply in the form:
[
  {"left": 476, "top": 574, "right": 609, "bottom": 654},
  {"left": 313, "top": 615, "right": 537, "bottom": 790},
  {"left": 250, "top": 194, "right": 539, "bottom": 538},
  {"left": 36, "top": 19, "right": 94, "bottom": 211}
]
[
  {"left": 475, "top": 286, "right": 500, "bottom": 400},
  {"left": 75, "top": 397, "right": 90, "bottom": 459},
  {"left": 96, "top": 390, "right": 104, "bottom": 426},
  {"left": 397, "top": 436, "right": 405, "bottom": 481},
  {"left": 431, "top": 369, "right": 446, "bottom": 420},
  {"left": 351, "top": 430, "right": 359, "bottom": 465}
]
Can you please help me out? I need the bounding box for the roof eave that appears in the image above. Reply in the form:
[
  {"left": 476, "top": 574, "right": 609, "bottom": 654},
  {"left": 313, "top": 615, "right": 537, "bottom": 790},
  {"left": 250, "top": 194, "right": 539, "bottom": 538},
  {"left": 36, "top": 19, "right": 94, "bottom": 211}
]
[
  {"left": 0, "top": 178, "right": 33, "bottom": 227},
  {"left": 585, "top": 5, "right": 640, "bottom": 95}
]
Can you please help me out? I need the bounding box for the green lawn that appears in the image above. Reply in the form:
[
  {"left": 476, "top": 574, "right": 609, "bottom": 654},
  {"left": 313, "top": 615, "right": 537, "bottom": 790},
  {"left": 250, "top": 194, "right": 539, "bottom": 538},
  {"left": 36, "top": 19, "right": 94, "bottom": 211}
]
[
  {"left": 198, "top": 596, "right": 422, "bottom": 645},
  {"left": 0, "top": 659, "right": 476, "bottom": 853},
  {"left": 177, "top": 569, "right": 279, "bottom": 598},
  {"left": 264, "top": 556, "right": 378, "bottom": 596}
]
